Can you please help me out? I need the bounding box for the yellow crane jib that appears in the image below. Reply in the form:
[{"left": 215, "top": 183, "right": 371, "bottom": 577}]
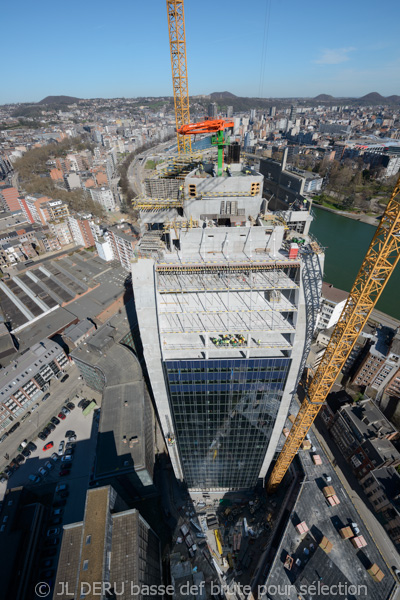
[{"left": 267, "top": 175, "right": 400, "bottom": 494}]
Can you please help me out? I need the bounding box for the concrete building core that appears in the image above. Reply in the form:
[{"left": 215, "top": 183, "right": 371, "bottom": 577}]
[{"left": 131, "top": 150, "right": 324, "bottom": 492}]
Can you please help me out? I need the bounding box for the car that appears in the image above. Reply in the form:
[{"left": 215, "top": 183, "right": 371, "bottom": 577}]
[
  {"left": 42, "top": 548, "right": 57, "bottom": 558},
  {"left": 28, "top": 474, "right": 41, "bottom": 483},
  {"left": 40, "top": 559, "right": 53, "bottom": 569},
  {"left": 28, "top": 441, "right": 37, "bottom": 451},
  {"left": 57, "top": 412, "right": 66, "bottom": 420},
  {"left": 60, "top": 374, "right": 69, "bottom": 383},
  {"left": 43, "top": 442, "right": 54, "bottom": 451},
  {"left": 16, "top": 454, "right": 25, "bottom": 464},
  {"left": 80, "top": 400, "right": 91, "bottom": 411},
  {"left": 21, "top": 411, "right": 31, "bottom": 422},
  {"left": 59, "top": 469, "right": 70, "bottom": 477},
  {"left": 44, "top": 537, "right": 59, "bottom": 547},
  {"left": 52, "top": 507, "right": 64, "bottom": 515},
  {"left": 43, "top": 427, "right": 51, "bottom": 436},
  {"left": 50, "top": 416, "right": 60, "bottom": 426},
  {"left": 61, "top": 406, "right": 70, "bottom": 416},
  {"left": 8, "top": 422, "right": 20, "bottom": 434},
  {"left": 47, "top": 527, "right": 60, "bottom": 537},
  {"left": 47, "top": 423, "right": 56, "bottom": 432},
  {"left": 40, "top": 569, "right": 55, "bottom": 579},
  {"left": 52, "top": 500, "right": 66, "bottom": 509},
  {"left": 42, "top": 393, "right": 50, "bottom": 401},
  {"left": 65, "top": 442, "right": 75, "bottom": 450},
  {"left": 31, "top": 403, "right": 39, "bottom": 412},
  {"left": 65, "top": 449, "right": 74, "bottom": 458},
  {"left": 0, "top": 476, "right": 8, "bottom": 483},
  {"left": 55, "top": 483, "right": 67, "bottom": 493},
  {"left": 78, "top": 399, "right": 87, "bottom": 409},
  {"left": 61, "top": 455, "right": 72, "bottom": 463},
  {"left": 58, "top": 490, "right": 69, "bottom": 498},
  {"left": 66, "top": 402, "right": 75, "bottom": 411},
  {"left": 38, "top": 467, "right": 47, "bottom": 476},
  {"left": 58, "top": 441, "right": 64, "bottom": 454},
  {"left": 0, "top": 433, "right": 9, "bottom": 443},
  {"left": 393, "top": 567, "right": 400, "bottom": 583},
  {"left": 65, "top": 430, "right": 75, "bottom": 438},
  {"left": 45, "top": 461, "right": 54, "bottom": 471},
  {"left": 51, "top": 452, "right": 59, "bottom": 462},
  {"left": 4, "top": 466, "right": 13, "bottom": 477},
  {"left": 10, "top": 460, "right": 19, "bottom": 470},
  {"left": 21, "top": 448, "right": 31, "bottom": 458},
  {"left": 38, "top": 432, "right": 48, "bottom": 441},
  {"left": 49, "top": 517, "right": 62, "bottom": 526},
  {"left": 17, "top": 440, "right": 28, "bottom": 451},
  {"left": 68, "top": 434, "right": 77, "bottom": 442}
]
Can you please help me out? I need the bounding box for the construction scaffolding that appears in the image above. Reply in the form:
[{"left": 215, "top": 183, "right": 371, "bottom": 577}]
[{"left": 133, "top": 196, "right": 184, "bottom": 211}]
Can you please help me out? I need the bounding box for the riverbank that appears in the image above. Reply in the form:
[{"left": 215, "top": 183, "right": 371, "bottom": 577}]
[{"left": 312, "top": 202, "right": 380, "bottom": 226}]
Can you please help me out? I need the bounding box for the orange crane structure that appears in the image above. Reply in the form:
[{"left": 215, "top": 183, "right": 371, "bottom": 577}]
[
  {"left": 267, "top": 175, "right": 400, "bottom": 493},
  {"left": 178, "top": 118, "right": 234, "bottom": 175},
  {"left": 166, "top": 1, "right": 191, "bottom": 154}
]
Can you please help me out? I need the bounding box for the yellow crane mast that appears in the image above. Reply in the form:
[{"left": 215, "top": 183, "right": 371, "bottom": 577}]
[
  {"left": 166, "top": 1, "right": 192, "bottom": 154},
  {"left": 267, "top": 175, "right": 400, "bottom": 494}
]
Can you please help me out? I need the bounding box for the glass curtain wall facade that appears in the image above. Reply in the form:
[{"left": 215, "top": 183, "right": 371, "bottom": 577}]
[{"left": 165, "top": 357, "right": 291, "bottom": 490}]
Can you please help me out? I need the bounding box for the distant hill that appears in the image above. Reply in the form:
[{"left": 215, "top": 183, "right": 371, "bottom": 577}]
[
  {"left": 314, "top": 94, "right": 335, "bottom": 101},
  {"left": 37, "top": 95, "right": 81, "bottom": 105},
  {"left": 358, "top": 92, "right": 386, "bottom": 104},
  {"left": 387, "top": 95, "right": 400, "bottom": 103},
  {"left": 209, "top": 91, "right": 237, "bottom": 100}
]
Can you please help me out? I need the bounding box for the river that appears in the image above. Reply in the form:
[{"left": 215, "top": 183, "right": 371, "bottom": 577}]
[{"left": 310, "top": 205, "right": 400, "bottom": 320}]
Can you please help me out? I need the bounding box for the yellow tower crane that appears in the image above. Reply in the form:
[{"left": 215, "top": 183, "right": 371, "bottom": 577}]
[
  {"left": 267, "top": 175, "right": 400, "bottom": 494},
  {"left": 166, "top": 1, "right": 192, "bottom": 154}
]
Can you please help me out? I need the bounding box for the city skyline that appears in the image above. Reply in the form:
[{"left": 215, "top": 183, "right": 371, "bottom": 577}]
[{"left": 1, "top": 0, "right": 399, "bottom": 104}]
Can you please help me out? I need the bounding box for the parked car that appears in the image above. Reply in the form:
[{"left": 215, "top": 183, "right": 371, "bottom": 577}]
[
  {"left": 43, "top": 442, "right": 54, "bottom": 451},
  {"left": 38, "top": 432, "right": 48, "bottom": 441},
  {"left": 28, "top": 474, "right": 41, "bottom": 483},
  {"left": 78, "top": 399, "right": 87, "bottom": 409},
  {"left": 52, "top": 507, "right": 64, "bottom": 515},
  {"left": 28, "top": 441, "right": 37, "bottom": 451},
  {"left": 44, "top": 537, "right": 59, "bottom": 547},
  {"left": 68, "top": 434, "right": 77, "bottom": 442},
  {"left": 57, "top": 412, "right": 66, "bottom": 421},
  {"left": 45, "top": 461, "right": 54, "bottom": 471},
  {"left": 8, "top": 422, "right": 20, "bottom": 434},
  {"left": 49, "top": 517, "right": 61, "bottom": 526},
  {"left": 55, "top": 483, "right": 67, "bottom": 493},
  {"left": 59, "top": 469, "right": 70, "bottom": 477},
  {"left": 65, "top": 449, "right": 74, "bottom": 457},
  {"left": 51, "top": 452, "right": 59, "bottom": 462},
  {"left": 50, "top": 416, "right": 60, "bottom": 426},
  {"left": 16, "top": 454, "right": 25, "bottom": 464},
  {"left": 42, "top": 393, "right": 50, "bottom": 401},
  {"left": 17, "top": 440, "right": 28, "bottom": 451},
  {"left": 60, "top": 374, "right": 69, "bottom": 383},
  {"left": 21, "top": 448, "right": 31, "bottom": 458},
  {"left": 47, "top": 423, "right": 56, "bottom": 432},
  {"left": 42, "top": 548, "right": 57, "bottom": 558},
  {"left": 38, "top": 467, "right": 47, "bottom": 476},
  {"left": 58, "top": 490, "right": 69, "bottom": 498},
  {"left": 61, "top": 406, "right": 70, "bottom": 416},
  {"left": 0, "top": 475, "right": 8, "bottom": 483},
  {"left": 80, "top": 400, "right": 91, "bottom": 411},
  {"left": 58, "top": 441, "right": 64, "bottom": 454},
  {"left": 40, "top": 559, "right": 53, "bottom": 569},
  {"left": 31, "top": 403, "right": 39, "bottom": 412},
  {"left": 61, "top": 455, "right": 72, "bottom": 463},
  {"left": 47, "top": 527, "right": 60, "bottom": 537},
  {"left": 65, "top": 430, "right": 75, "bottom": 438},
  {"left": 40, "top": 569, "right": 55, "bottom": 579},
  {"left": 66, "top": 402, "right": 75, "bottom": 411}
]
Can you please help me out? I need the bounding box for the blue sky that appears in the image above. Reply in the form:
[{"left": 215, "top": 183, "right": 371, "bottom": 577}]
[{"left": 1, "top": 0, "right": 399, "bottom": 104}]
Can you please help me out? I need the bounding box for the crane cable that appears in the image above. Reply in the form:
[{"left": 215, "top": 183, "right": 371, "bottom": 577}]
[{"left": 258, "top": 0, "right": 272, "bottom": 99}]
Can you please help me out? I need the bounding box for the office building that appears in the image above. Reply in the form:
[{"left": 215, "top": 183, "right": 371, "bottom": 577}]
[
  {"left": 227, "top": 105, "right": 233, "bottom": 118},
  {"left": 208, "top": 102, "right": 218, "bottom": 118},
  {"left": 54, "top": 486, "right": 162, "bottom": 600},
  {"left": 131, "top": 152, "right": 324, "bottom": 491}
]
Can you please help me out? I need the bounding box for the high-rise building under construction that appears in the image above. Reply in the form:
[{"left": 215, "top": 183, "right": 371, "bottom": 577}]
[{"left": 131, "top": 151, "right": 324, "bottom": 492}]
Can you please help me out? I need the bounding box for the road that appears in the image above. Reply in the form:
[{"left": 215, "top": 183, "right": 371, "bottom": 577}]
[
  {"left": 127, "top": 139, "right": 176, "bottom": 197},
  {"left": 314, "top": 416, "right": 400, "bottom": 577}
]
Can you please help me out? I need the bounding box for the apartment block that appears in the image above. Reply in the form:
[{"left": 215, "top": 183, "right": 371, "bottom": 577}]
[
  {"left": 352, "top": 327, "right": 400, "bottom": 395},
  {"left": 104, "top": 225, "right": 136, "bottom": 270},
  {"left": 90, "top": 186, "right": 116, "bottom": 211},
  {"left": 360, "top": 466, "right": 400, "bottom": 546},
  {"left": 19, "top": 194, "right": 53, "bottom": 225},
  {"left": 0, "top": 186, "right": 20, "bottom": 212},
  {"left": 48, "top": 220, "right": 73, "bottom": 246},
  {"left": 316, "top": 282, "right": 349, "bottom": 332},
  {"left": 67, "top": 215, "right": 96, "bottom": 248}
]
